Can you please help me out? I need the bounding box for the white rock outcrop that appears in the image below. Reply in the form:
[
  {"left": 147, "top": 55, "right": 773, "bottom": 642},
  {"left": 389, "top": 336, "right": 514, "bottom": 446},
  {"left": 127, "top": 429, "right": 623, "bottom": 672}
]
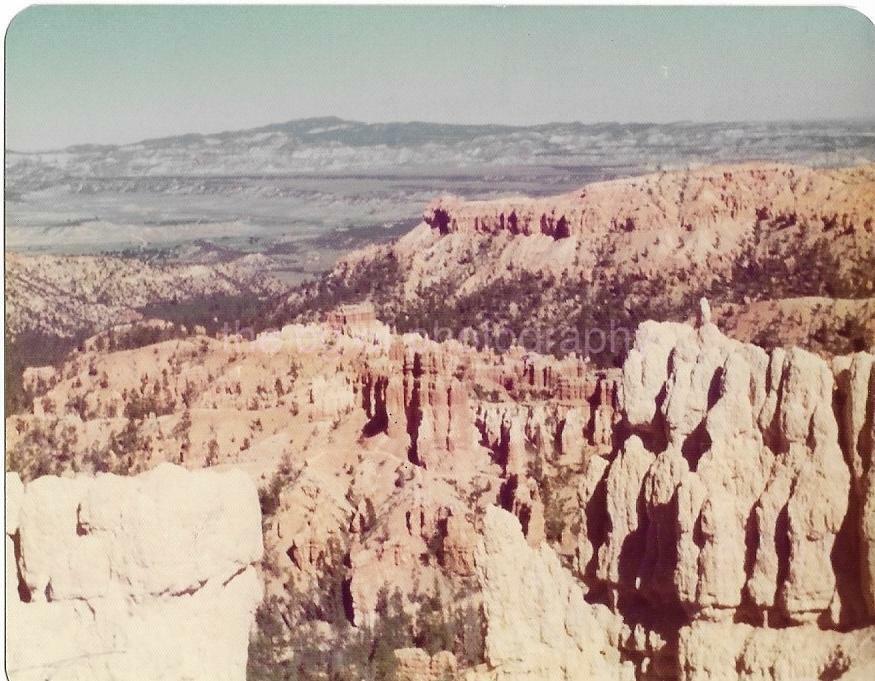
[
  {"left": 833, "top": 352, "right": 875, "bottom": 619},
  {"left": 474, "top": 506, "right": 634, "bottom": 681},
  {"left": 678, "top": 621, "right": 875, "bottom": 681},
  {"left": 599, "top": 319, "right": 856, "bottom": 624},
  {"left": 6, "top": 464, "right": 264, "bottom": 681},
  {"left": 478, "top": 318, "right": 875, "bottom": 680}
]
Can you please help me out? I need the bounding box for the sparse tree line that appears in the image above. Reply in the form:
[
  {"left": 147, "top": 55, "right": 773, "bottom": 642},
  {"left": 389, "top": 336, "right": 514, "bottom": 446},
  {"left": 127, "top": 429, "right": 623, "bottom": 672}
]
[{"left": 250, "top": 466, "right": 485, "bottom": 681}]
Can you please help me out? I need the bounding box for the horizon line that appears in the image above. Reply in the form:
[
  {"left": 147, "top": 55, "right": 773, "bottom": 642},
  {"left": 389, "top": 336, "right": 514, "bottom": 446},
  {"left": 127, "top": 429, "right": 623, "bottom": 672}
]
[{"left": 8, "top": 114, "right": 875, "bottom": 155}]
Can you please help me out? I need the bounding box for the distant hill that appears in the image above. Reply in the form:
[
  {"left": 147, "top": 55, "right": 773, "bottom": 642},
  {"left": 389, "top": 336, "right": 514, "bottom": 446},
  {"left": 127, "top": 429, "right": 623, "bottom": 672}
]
[
  {"left": 282, "top": 161, "right": 875, "bottom": 364},
  {"left": 8, "top": 118, "right": 875, "bottom": 188}
]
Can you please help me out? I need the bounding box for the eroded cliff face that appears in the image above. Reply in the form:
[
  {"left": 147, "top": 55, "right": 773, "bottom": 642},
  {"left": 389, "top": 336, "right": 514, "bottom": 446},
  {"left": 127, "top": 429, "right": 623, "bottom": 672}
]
[
  {"left": 423, "top": 164, "right": 875, "bottom": 239},
  {"left": 310, "top": 163, "right": 875, "bottom": 362},
  {"left": 6, "top": 306, "right": 873, "bottom": 679},
  {"left": 5, "top": 464, "right": 264, "bottom": 681},
  {"left": 472, "top": 312, "right": 875, "bottom": 681},
  {"left": 602, "top": 312, "right": 867, "bottom": 627}
]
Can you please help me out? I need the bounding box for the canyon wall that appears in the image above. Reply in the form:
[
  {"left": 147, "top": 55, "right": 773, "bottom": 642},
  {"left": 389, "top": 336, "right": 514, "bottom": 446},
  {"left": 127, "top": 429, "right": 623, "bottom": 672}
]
[
  {"left": 5, "top": 464, "right": 264, "bottom": 681},
  {"left": 357, "top": 335, "right": 620, "bottom": 471},
  {"left": 424, "top": 164, "right": 875, "bottom": 239},
  {"left": 326, "top": 163, "right": 875, "bottom": 362},
  {"left": 473, "top": 310, "right": 875, "bottom": 680},
  {"left": 7, "top": 300, "right": 873, "bottom": 679}
]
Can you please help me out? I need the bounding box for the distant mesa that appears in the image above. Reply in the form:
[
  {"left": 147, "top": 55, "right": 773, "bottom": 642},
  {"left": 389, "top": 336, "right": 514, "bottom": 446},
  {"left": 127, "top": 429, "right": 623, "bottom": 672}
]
[{"left": 325, "top": 301, "right": 379, "bottom": 331}]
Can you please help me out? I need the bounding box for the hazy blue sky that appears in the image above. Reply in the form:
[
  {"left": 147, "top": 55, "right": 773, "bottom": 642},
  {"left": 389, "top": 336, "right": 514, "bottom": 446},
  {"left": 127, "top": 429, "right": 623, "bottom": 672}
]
[{"left": 6, "top": 5, "right": 875, "bottom": 150}]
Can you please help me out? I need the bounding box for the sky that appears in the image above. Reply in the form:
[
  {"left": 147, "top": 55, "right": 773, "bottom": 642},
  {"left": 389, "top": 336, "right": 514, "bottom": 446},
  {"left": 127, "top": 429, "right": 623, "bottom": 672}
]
[{"left": 5, "top": 5, "right": 875, "bottom": 151}]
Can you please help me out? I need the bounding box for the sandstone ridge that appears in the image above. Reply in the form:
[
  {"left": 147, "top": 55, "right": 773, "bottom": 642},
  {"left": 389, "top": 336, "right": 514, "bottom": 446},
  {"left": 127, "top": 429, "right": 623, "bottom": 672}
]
[{"left": 293, "top": 163, "right": 874, "bottom": 360}]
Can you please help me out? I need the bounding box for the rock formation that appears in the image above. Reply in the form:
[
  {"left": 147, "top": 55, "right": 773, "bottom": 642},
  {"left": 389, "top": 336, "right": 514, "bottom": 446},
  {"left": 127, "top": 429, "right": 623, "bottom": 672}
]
[
  {"left": 474, "top": 506, "right": 633, "bottom": 680},
  {"left": 311, "top": 163, "right": 875, "bottom": 363},
  {"left": 601, "top": 317, "right": 856, "bottom": 626},
  {"left": 469, "top": 314, "right": 875, "bottom": 680},
  {"left": 6, "top": 294, "right": 874, "bottom": 679},
  {"left": 5, "top": 464, "right": 264, "bottom": 681},
  {"left": 423, "top": 164, "right": 874, "bottom": 239},
  {"left": 358, "top": 338, "right": 480, "bottom": 469}
]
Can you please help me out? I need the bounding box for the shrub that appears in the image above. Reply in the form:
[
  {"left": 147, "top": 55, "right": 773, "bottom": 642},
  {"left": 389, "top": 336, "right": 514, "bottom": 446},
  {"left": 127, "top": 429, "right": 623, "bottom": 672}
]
[
  {"left": 258, "top": 455, "right": 302, "bottom": 521},
  {"left": 247, "top": 578, "right": 417, "bottom": 681}
]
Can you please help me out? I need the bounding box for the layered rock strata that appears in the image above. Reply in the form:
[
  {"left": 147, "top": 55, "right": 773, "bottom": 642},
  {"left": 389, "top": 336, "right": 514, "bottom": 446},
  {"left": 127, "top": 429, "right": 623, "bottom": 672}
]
[
  {"left": 424, "top": 164, "right": 874, "bottom": 239},
  {"left": 325, "top": 163, "right": 875, "bottom": 360}
]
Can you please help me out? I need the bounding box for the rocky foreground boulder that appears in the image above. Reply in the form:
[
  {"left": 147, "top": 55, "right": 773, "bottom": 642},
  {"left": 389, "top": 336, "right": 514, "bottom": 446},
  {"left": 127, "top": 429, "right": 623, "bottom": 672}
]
[{"left": 5, "top": 464, "right": 264, "bottom": 681}]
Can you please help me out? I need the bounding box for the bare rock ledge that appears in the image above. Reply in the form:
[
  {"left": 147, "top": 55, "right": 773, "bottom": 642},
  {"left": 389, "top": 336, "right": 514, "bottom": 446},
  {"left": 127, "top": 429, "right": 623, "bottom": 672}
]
[{"left": 5, "top": 463, "right": 264, "bottom": 681}]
